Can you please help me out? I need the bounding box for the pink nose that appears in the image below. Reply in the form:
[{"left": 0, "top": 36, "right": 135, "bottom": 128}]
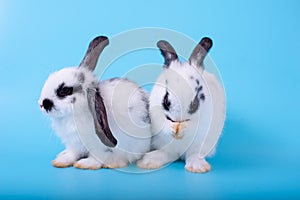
[{"left": 40, "top": 104, "right": 43, "bottom": 109}]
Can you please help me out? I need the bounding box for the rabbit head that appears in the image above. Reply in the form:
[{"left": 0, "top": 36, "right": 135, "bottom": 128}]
[
  {"left": 39, "top": 36, "right": 117, "bottom": 147},
  {"left": 151, "top": 37, "right": 213, "bottom": 123}
]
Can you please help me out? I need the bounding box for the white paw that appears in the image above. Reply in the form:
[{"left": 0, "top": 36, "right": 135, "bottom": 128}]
[
  {"left": 185, "top": 156, "right": 211, "bottom": 173},
  {"left": 52, "top": 150, "right": 77, "bottom": 168},
  {"left": 137, "top": 152, "right": 167, "bottom": 169},
  {"left": 102, "top": 159, "right": 128, "bottom": 169},
  {"left": 74, "top": 157, "right": 102, "bottom": 170}
]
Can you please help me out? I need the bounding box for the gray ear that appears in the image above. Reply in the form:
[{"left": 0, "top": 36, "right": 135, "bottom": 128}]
[
  {"left": 87, "top": 88, "right": 117, "bottom": 148},
  {"left": 189, "top": 37, "right": 213, "bottom": 69},
  {"left": 157, "top": 40, "right": 178, "bottom": 68},
  {"left": 79, "top": 36, "right": 109, "bottom": 71}
]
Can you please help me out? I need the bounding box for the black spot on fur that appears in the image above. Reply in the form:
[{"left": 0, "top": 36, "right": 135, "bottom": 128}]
[
  {"left": 128, "top": 106, "right": 134, "bottom": 112},
  {"left": 196, "top": 79, "right": 200, "bottom": 85},
  {"left": 77, "top": 73, "right": 85, "bottom": 83},
  {"left": 200, "top": 93, "right": 205, "bottom": 101},
  {"left": 73, "top": 85, "right": 83, "bottom": 94},
  {"left": 71, "top": 97, "right": 76, "bottom": 103},
  {"left": 108, "top": 77, "right": 132, "bottom": 83},
  {"left": 195, "top": 85, "right": 203, "bottom": 93},
  {"left": 91, "top": 81, "right": 97, "bottom": 85},
  {"left": 142, "top": 114, "right": 151, "bottom": 124},
  {"left": 190, "top": 76, "right": 194, "bottom": 80},
  {"left": 141, "top": 95, "right": 149, "bottom": 111},
  {"left": 104, "top": 148, "right": 113, "bottom": 153},
  {"left": 109, "top": 77, "right": 120, "bottom": 82},
  {"left": 128, "top": 94, "right": 150, "bottom": 124},
  {"left": 140, "top": 92, "right": 150, "bottom": 123},
  {"left": 162, "top": 91, "right": 171, "bottom": 111}
]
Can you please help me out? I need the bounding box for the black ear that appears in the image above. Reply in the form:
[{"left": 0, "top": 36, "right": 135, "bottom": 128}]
[
  {"left": 189, "top": 37, "right": 213, "bottom": 69},
  {"left": 87, "top": 88, "right": 117, "bottom": 148},
  {"left": 157, "top": 40, "right": 178, "bottom": 68},
  {"left": 79, "top": 36, "right": 109, "bottom": 71}
]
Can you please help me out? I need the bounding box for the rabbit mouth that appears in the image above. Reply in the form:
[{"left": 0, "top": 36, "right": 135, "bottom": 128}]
[
  {"left": 40, "top": 105, "right": 57, "bottom": 114},
  {"left": 165, "top": 115, "right": 190, "bottom": 123}
]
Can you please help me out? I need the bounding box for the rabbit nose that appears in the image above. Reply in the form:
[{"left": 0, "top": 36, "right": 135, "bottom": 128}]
[{"left": 42, "top": 99, "right": 54, "bottom": 112}]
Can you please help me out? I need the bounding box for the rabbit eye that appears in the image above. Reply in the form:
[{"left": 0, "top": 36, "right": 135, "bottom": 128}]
[
  {"left": 162, "top": 91, "right": 171, "bottom": 111},
  {"left": 56, "top": 83, "right": 73, "bottom": 98}
]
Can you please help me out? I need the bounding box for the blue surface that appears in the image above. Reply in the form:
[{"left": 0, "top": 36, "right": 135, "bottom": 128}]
[{"left": 1, "top": 0, "right": 300, "bottom": 199}]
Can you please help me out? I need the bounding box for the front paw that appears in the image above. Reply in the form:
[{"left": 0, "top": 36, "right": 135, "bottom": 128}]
[
  {"left": 137, "top": 152, "right": 167, "bottom": 169},
  {"left": 74, "top": 157, "right": 102, "bottom": 170},
  {"left": 52, "top": 150, "right": 77, "bottom": 168},
  {"left": 185, "top": 157, "right": 211, "bottom": 173},
  {"left": 102, "top": 159, "right": 128, "bottom": 169}
]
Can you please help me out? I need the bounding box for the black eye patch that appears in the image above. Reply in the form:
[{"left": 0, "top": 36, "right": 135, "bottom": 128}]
[
  {"left": 162, "top": 91, "right": 171, "bottom": 111},
  {"left": 188, "top": 85, "right": 205, "bottom": 114},
  {"left": 188, "top": 95, "right": 199, "bottom": 114},
  {"left": 56, "top": 83, "right": 73, "bottom": 98}
]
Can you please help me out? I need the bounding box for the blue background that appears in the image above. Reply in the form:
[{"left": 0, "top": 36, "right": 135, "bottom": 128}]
[{"left": 1, "top": 0, "right": 299, "bottom": 199}]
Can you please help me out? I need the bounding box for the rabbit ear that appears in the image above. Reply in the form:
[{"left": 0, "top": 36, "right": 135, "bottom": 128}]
[
  {"left": 157, "top": 40, "right": 178, "bottom": 68},
  {"left": 87, "top": 88, "right": 117, "bottom": 148},
  {"left": 189, "top": 37, "right": 213, "bottom": 69},
  {"left": 79, "top": 36, "right": 109, "bottom": 71}
]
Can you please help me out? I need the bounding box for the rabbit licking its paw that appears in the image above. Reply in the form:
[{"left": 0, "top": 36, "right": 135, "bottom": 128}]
[{"left": 138, "top": 37, "right": 226, "bottom": 173}]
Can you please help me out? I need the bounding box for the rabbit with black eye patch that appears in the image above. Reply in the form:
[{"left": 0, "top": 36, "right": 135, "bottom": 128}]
[
  {"left": 137, "top": 37, "right": 226, "bottom": 173},
  {"left": 39, "top": 36, "right": 151, "bottom": 170}
]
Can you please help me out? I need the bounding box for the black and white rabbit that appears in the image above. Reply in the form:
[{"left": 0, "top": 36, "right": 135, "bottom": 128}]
[
  {"left": 138, "top": 37, "right": 225, "bottom": 173},
  {"left": 39, "top": 36, "right": 151, "bottom": 169}
]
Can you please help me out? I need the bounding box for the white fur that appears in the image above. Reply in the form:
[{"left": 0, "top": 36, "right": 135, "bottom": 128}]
[
  {"left": 138, "top": 60, "right": 226, "bottom": 173},
  {"left": 39, "top": 67, "right": 151, "bottom": 169}
]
